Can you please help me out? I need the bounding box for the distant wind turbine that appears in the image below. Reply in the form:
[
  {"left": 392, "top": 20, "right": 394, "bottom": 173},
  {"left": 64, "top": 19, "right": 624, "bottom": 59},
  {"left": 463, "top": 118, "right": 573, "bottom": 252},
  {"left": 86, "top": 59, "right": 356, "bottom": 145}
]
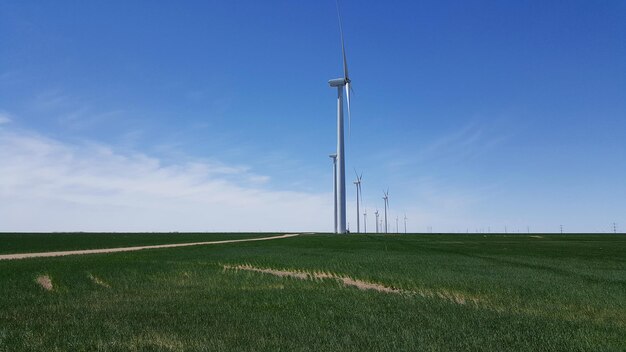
[
  {"left": 383, "top": 189, "right": 389, "bottom": 233},
  {"left": 363, "top": 209, "right": 367, "bottom": 233},
  {"left": 353, "top": 170, "right": 362, "bottom": 233},
  {"left": 375, "top": 209, "right": 379, "bottom": 233},
  {"left": 404, "top": 214, "right": 407, "bottom": 234},
  {"left": 328, "top": 0, "right": 353, "bottom": 234},
  {"left": 396, "top": 216, "right": 399, "bottom": 233}
]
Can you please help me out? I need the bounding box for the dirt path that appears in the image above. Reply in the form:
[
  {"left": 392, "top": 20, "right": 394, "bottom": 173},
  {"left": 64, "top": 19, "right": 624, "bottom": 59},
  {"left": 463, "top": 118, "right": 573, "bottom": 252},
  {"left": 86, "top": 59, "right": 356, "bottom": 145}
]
[{"left": 0, "top": 233, "right": 300, "bottom": 261}]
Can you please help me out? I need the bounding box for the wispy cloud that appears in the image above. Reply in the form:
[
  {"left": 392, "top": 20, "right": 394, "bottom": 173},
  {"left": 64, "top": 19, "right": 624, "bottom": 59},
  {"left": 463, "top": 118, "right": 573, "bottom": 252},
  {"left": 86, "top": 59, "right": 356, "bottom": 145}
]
[
  {"left": 59, "top": 108, "right": 127, "bottom": 130},
  {"left": 378, "top": 119, "right": 512, "bottom": 174},
  {"left": 0, "top": 111, "right": 12, "bottom": 124},
  {"left": 31, "top": 89, "right": 71, "bottom": 111},
  {"left": 0, "top": 70, "right": 21, "bottom": 84},
  {"left": 416, "top": 121, "right": 510, "bottom": 164},
  {"left": 29, "top": 89, "right": 127, "bottom": 131},
  {"left": 0, "top": 127, "right": 331, "bottom": 232}
]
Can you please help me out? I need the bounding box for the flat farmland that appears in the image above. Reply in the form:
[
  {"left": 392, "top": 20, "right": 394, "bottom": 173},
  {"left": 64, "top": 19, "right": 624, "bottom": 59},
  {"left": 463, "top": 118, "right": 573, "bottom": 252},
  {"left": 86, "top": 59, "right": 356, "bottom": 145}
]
[{"left": 0, "top": 233, "right": 624, "bottom": 351}]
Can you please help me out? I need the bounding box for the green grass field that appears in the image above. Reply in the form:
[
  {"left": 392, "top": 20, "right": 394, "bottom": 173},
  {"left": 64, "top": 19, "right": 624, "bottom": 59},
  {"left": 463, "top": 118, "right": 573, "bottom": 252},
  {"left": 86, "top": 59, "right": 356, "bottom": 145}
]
[{"left": 1, "top": 233, "right": 625, "bottom": 351}]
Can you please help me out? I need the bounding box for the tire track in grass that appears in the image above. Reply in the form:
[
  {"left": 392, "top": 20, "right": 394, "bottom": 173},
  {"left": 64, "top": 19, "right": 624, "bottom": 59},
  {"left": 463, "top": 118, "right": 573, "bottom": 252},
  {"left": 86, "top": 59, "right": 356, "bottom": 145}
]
[
  {"left": 223, "top": 264, "right": 626, "bottom": 328},
  {"left": 222, "top": 264, "right": 481, "bottom": 305},
  {"left": 0, "top": 234, "right": 299, "bottom": 261}
]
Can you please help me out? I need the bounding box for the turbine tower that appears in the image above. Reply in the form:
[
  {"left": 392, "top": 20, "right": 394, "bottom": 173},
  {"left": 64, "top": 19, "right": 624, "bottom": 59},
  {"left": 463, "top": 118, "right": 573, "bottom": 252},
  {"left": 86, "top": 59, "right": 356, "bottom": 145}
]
[
  {"left": 383, "top": 189, "right": 389, "bottom": 233},
  {"left": 328, "top": 0, "right": 352, "bottom": 234},
  {"left": 375, "top": 210, "right": 379, "bottom": 233},
  {"left": 363, "top": 209, "right": 367, "bottom": 233},
  {"left": 404, "top": 214, "right": 407, "bottom": 234},
  {"left": 329, "top": 154, "right": 337, "bottom": 233},
  {"left": 353, "top": 170, "right": 362, "bottom": 233}
]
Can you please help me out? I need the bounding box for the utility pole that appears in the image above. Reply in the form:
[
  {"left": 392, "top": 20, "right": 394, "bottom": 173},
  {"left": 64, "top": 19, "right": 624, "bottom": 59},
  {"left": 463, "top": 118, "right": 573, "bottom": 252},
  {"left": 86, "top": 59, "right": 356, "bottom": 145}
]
[
  {"left": 560, "top": 225, "right": 563, "bottom": 234},
  {"left": 396, "top": 216, "right": 399, "bottom": 233},
  {"left": 613, "top": 222, "right": 617, "bottom": 234}
]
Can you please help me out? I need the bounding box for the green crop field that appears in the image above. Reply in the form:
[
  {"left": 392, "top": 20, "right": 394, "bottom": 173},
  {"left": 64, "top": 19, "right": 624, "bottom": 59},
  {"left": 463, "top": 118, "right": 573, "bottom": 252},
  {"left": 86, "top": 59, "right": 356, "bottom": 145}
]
[{"left": 1, "top": 233, "right": 625, "bottom": 351}]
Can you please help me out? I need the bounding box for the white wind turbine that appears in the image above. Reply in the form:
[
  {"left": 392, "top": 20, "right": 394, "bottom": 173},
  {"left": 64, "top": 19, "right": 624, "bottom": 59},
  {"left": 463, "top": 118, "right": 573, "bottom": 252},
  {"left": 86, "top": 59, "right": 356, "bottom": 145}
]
[
  {"left": 404, "top": 214, "right": 408, "bottom": 234},
  {"left": 383, "top": 189, "right": 389, "bottom": 233},
  {"left": 375, "top": 209, "right": 380, "bottom": 233},
  {"left": 328, "top": 0, "right": 353, "bottom": 234},
  {"left": 353, "top": 170, "right": 362, "bottom": 233},
  {"left": 363, "top": 209, "right": 367, "bottom": 233},
  {"left": 396, "top": 216, "right": 399, "bottom": 233}
]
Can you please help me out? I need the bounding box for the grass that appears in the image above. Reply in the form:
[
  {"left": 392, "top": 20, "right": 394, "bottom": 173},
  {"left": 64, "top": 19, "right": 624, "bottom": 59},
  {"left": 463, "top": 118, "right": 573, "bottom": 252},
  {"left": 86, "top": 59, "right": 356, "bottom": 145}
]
[{"left": 0, "top": 233, "right": 625, "bottom": 351}]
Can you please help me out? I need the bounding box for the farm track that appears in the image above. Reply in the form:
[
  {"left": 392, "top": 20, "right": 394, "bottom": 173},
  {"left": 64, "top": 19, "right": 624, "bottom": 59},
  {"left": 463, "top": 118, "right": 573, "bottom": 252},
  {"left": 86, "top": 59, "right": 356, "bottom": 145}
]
[{"left": 0, "top": 233, "right": 299, "bottom": 260}]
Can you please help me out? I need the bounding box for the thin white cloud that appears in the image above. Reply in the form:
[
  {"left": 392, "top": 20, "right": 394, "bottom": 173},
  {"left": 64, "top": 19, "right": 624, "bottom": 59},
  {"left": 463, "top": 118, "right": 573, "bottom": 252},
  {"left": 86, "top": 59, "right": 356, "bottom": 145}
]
[
  {"left": 416, "top": 122, "right": 506, "bottom": 163},
  {"left": 0, "top": 128, "right": 331, "bottom": 232},
  {"left": 32, "top": 89, "right": 71, "bottom": 111},
  {"left": 0, "top": 111, "right": 12, "bottom": 125}
]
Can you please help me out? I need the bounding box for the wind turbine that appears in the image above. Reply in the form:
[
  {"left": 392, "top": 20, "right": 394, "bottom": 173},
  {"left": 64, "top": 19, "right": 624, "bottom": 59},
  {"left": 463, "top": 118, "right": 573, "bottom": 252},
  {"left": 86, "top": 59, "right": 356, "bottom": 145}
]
[
  {"left": 353, "top": 170, "right": 362, "bottom": 233},
  {"left": 375, "top": 209, "right": 379, "bottom": 233},
  {"left": 363, "top": 209, "right": 367, "bottom": 233},
  {"left": 329, "top": 154, "right": 337, "bottom": 233},
  {"left": 383, "top": 189, "right": 389, "bottom": 233},
  {"left": 396, "top": 216, "right": 399, "bottom": 233},
  {"left": 404, "top": 214, "right": 407, "bottom": 234},
  {"left": 328, "top": 0, "right": 352, "bottom": 234}
]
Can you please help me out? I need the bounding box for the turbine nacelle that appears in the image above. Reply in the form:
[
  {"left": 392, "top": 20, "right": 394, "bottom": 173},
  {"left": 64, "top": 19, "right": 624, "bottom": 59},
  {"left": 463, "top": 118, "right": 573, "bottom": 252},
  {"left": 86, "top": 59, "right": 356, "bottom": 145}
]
[{"left": 328, "top": 78, "right": 348, "bottom": 87}]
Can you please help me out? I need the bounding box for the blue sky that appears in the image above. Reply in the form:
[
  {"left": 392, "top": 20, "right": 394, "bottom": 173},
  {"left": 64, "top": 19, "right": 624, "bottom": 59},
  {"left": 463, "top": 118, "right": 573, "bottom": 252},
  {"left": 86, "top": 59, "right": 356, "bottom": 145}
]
[{"left": 1, "top": 1, "right": 625, "bottom": 232}]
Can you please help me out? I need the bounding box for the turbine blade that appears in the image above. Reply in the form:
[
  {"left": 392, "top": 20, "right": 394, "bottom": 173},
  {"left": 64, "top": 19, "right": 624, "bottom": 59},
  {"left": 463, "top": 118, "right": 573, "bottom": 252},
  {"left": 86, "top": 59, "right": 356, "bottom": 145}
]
[
  {"left": 336, "top": 0, "right": 352, "bottom": 138},
  {"left": 336, "top": 0, "right": 349, "bottom": 80},
  {"left": 345, "top": 82, "right": 351, "bottom": 137},
  {"left": 342, "top": 45, "right": 349, "bottom": 81}
]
